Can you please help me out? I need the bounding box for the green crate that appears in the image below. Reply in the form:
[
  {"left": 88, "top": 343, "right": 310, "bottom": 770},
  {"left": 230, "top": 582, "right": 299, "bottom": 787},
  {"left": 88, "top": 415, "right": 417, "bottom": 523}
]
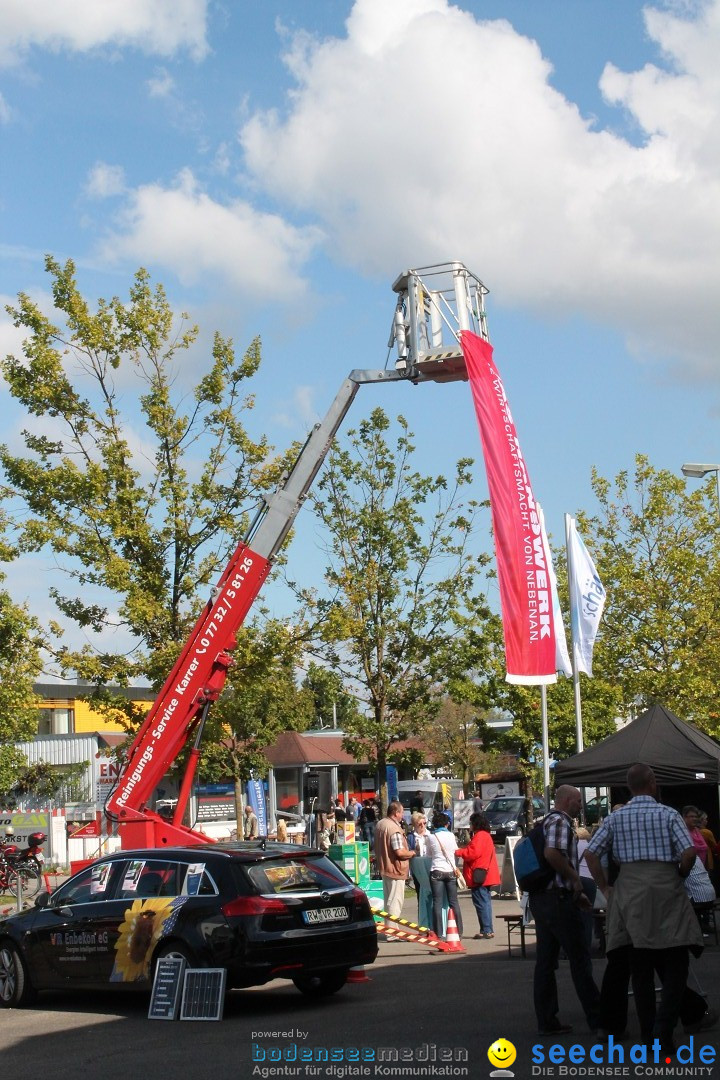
[
  {"left": 362, "top": 880, "right": 384, "bottom": 908},
  {"left": 329, "top": 841, "right": 370, "bottom": 887}
]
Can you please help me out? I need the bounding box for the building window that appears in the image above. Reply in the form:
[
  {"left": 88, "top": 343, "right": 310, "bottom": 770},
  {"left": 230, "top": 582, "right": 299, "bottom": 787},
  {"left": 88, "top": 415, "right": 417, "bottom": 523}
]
[{"left": 37, "top": 707, "right": 75, "bottom": 735}]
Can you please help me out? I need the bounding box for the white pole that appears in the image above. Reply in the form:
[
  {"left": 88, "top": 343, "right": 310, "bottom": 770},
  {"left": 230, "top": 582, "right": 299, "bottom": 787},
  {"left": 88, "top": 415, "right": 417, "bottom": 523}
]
[
  {"left": 540, "top": 684, "right": 550, "bottom": 812},
  {"left": 565, "top": 513, "right": 584, "bottom": 753}
]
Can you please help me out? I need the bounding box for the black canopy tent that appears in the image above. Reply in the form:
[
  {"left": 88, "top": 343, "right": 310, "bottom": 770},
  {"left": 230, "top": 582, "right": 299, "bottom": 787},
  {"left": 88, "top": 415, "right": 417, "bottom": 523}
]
[{"left": 554, "top": 705, "right": 720, "bottom": 829}]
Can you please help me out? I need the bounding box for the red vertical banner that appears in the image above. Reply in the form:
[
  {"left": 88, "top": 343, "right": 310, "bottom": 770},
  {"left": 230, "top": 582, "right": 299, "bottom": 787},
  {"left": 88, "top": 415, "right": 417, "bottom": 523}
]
[{"left": 461, "top": 331, "right": 557, "bottom": 685}]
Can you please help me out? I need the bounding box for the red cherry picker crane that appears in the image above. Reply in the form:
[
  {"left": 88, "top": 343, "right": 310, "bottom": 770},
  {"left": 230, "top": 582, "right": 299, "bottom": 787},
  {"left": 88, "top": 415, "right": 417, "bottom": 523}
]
[{"left": 105, "top": 263, "right": 489, "bottom": 849}]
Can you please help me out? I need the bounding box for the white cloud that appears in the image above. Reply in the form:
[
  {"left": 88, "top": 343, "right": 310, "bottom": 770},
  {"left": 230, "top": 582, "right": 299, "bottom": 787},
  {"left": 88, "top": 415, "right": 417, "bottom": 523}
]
[
  {"left": 238, "top": 0, "right": 720, "bottom": 377},
  {"left": 0, "top": 92, "right": 12, "bottom": 124},
  {"left": 272, "top": 385, "right": 319, "bottom": 430},
  {"left": 0, "top": 0, "right": 209, "bottom": 67},
  {"left": 98, "top": 169, "right": 322, "bottom": 301},
  {"left": 147, "top": 67, "right": 175, "bottom": 99},
  {"left": 85, "top": 162, "right": 126, "bottom": 199}
]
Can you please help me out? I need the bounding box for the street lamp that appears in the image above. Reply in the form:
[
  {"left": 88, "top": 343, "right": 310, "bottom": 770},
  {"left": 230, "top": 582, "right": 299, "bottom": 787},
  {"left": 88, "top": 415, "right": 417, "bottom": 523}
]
[{"left": 681, "top": 462, "right": 720, "bottom": 519}]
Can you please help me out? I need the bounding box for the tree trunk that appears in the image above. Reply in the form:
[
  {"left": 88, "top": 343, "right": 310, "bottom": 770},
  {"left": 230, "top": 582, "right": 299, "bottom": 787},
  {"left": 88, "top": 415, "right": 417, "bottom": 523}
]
[
  {"left": 377, "top": 746, "right": 388, "bottom": 815},
  {"left": 234, "top": 777, "right": 245, "bottom": 837}
]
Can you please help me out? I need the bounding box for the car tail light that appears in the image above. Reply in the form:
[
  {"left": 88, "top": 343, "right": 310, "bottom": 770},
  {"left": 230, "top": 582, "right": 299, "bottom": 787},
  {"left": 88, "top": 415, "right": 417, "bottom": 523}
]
[
  {"left": 222, "top": 895, "right": 289, "bottom": 917},
  {"left": 351, "top": 887, "right": 371, "bottom": 915}
]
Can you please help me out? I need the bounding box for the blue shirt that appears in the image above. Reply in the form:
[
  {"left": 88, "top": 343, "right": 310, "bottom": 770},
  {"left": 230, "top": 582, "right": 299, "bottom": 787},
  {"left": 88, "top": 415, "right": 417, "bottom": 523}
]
[{"left": 586, "top": 795, "right": 693, "bottom": 864}]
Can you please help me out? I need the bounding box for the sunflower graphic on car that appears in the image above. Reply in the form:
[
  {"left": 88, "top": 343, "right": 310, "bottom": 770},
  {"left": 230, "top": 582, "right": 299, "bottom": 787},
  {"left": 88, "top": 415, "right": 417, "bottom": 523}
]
[{"left": 111, "top": 896, "right": 182, "bottom": 982}]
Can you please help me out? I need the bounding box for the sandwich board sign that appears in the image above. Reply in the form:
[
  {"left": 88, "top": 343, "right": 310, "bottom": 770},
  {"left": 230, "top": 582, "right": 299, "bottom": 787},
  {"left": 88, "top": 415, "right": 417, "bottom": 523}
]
[{"left": 148, "top": 957, "right": 185, "bottom": 1020}]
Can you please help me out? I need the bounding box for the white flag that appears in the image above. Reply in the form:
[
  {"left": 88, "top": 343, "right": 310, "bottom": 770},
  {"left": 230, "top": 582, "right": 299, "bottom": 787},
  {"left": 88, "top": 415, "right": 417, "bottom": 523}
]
[
  {"left": 538, "top": 505, "right": 572, "bottom": 677},
  {"left": 567, "top": 516, "right": 606, "bottom": 676}
]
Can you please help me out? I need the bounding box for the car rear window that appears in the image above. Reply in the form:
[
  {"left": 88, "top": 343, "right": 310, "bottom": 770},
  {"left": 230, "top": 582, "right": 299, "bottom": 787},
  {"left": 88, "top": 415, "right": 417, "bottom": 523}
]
[{"left": 246, "top": 856, "right": 350, "bottom": 894}]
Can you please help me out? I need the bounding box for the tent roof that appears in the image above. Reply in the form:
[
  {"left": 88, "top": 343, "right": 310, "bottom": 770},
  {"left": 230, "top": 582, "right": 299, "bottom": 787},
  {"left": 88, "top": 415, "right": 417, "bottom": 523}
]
[{"left": 554, "top": 704, "right": 720, "bottom": 787}]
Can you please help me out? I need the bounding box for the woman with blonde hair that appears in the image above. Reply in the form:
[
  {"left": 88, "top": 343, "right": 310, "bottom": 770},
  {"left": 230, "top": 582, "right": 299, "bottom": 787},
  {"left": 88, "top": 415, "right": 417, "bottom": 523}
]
[{"left": 408, "top": 813, "right": 434, "bottom": 927}]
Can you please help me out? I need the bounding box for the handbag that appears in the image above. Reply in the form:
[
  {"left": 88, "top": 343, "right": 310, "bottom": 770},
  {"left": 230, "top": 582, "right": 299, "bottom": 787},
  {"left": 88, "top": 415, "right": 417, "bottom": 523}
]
[
  {"left": 454, "top": 867, "right": 468, "bottom": 890},
  {"left": 471, "top": 866, "right": 488, "bottom": 886}
]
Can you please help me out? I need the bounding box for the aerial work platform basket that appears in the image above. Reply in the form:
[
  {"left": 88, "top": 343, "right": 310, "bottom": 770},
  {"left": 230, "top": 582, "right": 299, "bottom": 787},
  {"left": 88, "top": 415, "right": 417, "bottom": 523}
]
[{"left": 390, "top": 261, "right": 489, "bottom": 384}]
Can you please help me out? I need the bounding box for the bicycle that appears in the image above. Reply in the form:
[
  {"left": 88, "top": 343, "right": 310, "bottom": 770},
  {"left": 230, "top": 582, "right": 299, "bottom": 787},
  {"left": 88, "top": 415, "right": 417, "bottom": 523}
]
[{"left": 0, "top": 852, "right": 40, "bottom": 901}]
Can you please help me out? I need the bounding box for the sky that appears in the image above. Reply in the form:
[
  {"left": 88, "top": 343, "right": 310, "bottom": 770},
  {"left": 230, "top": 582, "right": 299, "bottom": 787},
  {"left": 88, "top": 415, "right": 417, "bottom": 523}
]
[{"left": 1, "top": 0, "right": 720, "bottom": 670}]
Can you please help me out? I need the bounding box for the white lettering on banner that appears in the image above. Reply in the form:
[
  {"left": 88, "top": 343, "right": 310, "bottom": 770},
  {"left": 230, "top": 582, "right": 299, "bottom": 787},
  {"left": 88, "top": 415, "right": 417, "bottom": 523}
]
[
  {"left": 491, "top": 374, "right": 553, "bottom": 648},
  {"left": 114, "top": 552, "right": 258, "bottom": 808}
]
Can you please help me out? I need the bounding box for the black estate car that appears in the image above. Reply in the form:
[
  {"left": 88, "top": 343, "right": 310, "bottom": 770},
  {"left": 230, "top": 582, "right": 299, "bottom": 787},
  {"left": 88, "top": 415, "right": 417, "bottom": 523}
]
[
  {"left": 0, "top": 843, "right": 377, "bottom": 1008},
  {"left": 484, "top": 795, "right": 548, "bottom": 844}
]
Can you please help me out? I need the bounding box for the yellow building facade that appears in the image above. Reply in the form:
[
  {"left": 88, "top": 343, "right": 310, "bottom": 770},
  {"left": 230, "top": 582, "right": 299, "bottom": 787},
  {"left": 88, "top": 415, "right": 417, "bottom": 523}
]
[{"left": 34, "top": 683, "right": 155, "bottom": 735}]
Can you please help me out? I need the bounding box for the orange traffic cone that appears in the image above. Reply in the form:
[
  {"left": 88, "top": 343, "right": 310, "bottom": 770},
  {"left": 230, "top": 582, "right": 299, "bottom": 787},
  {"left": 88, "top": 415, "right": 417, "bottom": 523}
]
[
  {"left": 347, "top": 965, "right": 372, "bottom": 983},
  {"left": 444, "top": 909, "right": 464, "bottom": 952}
]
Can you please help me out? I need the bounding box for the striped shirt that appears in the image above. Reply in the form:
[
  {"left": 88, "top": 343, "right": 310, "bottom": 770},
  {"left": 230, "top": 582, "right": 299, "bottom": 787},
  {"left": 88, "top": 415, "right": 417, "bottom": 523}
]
[
  {"left": 543, "top": 810, "right": 578, "bottom": 891},
  {"left": 684, "top": 856, "right": 716, "bottom": 904},
  {"left": 390, "top": 830, "right": 408, "bottom": 854},
  {"left": 586, "top": 796, "right": 693, "bottom": 864}
]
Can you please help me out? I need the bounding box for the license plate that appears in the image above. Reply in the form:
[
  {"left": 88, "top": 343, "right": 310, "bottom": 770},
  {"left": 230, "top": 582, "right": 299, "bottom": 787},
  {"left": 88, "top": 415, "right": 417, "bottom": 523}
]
[{"left": 302, "top": 906, "right": 348, "bottom": 924}]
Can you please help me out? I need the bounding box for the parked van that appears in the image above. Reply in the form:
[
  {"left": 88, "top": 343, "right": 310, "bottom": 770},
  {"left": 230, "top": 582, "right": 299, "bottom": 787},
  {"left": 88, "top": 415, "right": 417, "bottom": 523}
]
[{"left": 396, "top": 779, "right": 465, "bottom": 825}]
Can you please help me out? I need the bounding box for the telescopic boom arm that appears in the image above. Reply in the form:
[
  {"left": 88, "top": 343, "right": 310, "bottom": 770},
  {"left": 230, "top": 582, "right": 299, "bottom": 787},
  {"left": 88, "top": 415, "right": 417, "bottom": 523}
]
[
  {"left": 106, "top": 369, "right": 403, "bottom": 848},
  {"left": 106, "top": 262, "right": 489, "bottom": 850}
]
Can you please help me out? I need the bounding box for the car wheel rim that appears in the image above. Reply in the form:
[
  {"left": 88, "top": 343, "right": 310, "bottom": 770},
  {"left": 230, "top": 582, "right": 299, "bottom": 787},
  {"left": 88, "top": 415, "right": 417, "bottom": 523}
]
[{"left": 0, "top": 948, "right": 16, "bottom": 1002}]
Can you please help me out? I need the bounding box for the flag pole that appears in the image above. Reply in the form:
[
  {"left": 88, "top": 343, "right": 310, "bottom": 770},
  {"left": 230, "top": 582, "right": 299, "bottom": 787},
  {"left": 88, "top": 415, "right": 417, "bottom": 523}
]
[
  {"left": 540, "top": 684, "right": 550, "bottom": 811},
  {"left": 565, "top": 513, "right": 584, "bottom": 753}
]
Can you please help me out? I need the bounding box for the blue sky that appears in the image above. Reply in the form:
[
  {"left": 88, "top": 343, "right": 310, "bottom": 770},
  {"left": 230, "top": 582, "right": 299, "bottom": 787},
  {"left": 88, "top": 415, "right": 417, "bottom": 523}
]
[{"left": 1, "top": 0, "right": 719, "bottom": 663}]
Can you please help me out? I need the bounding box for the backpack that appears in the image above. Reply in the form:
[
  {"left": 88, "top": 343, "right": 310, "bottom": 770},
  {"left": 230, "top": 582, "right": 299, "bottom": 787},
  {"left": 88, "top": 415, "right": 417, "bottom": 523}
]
[{"left": 512, "top": 816, "right": 556, "bottom": 893}]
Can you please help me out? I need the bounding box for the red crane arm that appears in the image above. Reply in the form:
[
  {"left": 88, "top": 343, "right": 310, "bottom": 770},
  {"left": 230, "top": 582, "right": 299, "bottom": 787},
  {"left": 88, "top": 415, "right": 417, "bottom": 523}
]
[{"left": 105, "top": 542, "right": 270, "bottom": 824}]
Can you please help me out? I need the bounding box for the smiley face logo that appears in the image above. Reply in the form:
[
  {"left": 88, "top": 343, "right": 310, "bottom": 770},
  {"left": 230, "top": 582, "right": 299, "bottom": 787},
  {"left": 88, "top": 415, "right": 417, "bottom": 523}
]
[{"left": 488, "top": 1038, "right": 516, "bottom": 1070}]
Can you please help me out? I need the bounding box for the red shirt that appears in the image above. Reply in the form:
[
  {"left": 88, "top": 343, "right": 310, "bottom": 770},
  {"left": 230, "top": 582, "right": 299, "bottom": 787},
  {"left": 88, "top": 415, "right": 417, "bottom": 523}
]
[{"left": 455, "top": 829, "right": 500, "bottom": 889}]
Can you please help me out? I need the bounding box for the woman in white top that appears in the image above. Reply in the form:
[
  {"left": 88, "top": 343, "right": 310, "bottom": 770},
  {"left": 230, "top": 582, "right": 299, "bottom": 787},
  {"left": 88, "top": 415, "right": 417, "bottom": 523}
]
[{"left": 426, "top": 812, "right": 463, "bottom": 939}]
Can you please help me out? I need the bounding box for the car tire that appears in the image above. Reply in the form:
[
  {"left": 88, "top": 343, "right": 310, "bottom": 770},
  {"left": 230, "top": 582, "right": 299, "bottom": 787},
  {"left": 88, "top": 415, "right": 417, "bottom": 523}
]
[
  {"left": 292, "top": 968, "right": 349, "bottom": 998},
  {"left": 0, "top": 941, "right": 36, "bottom": 1008}
]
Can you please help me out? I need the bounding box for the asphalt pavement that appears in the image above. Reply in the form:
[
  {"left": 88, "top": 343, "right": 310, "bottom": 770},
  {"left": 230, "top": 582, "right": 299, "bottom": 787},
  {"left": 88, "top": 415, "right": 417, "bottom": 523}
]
[{"left": 1, "top": 891, "right": 719, "bottom": 1080}]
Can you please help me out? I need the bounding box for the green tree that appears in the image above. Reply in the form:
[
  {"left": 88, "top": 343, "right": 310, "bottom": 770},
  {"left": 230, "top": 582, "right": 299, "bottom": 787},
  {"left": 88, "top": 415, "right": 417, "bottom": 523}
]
[
  {"left": 0, "top": 256, "right": 278, "bottom": 687},
  {"left": 4, "top": 760, "right": 89, "bottom": 810},
  {"left": 0, "top": 580, "right": 44, "bottom": 794},
  {"left": 440, "top": 592, "right": 619, "bottom": 769},
  {"left": 578, "top": 454, "right": 720, "bottom": 732},
  {"left": 414, "top": 696, "right": 486, "bottom": 787},
  {"left": 201, "top": 620, "right": 315, "bottom": 821},
  {"left": 298, "top": 408, "right": 492, "bottom": 810},
  {"left": 301, "top": 662, "right": 361, "bottom": 730}
]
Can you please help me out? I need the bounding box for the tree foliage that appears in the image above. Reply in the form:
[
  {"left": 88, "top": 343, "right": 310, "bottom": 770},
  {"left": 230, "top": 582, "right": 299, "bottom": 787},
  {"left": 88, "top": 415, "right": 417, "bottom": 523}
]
[
  {"left": 201, "top": 620, "right": 315, "bottom": 819},
  {"left": 0, "top": 579, "right": 44, "bottom": 795},
  {"left": 301, "top": 662, "right": 361, "bottom": 730},
  {"left": 3, "top": 760, "right": 89, "bottom": 810},
  {"left": 0, "top": 256, "right": 278, "bottom": 687},
  {"left": 578, "top": 454, "right": 720, "bottom": 733},
  {"left": 414, "top": 696, "right": 487, "bottom": 786},
  {"left": 298, "top": 408, "right": 492, "bottom": 809}
]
